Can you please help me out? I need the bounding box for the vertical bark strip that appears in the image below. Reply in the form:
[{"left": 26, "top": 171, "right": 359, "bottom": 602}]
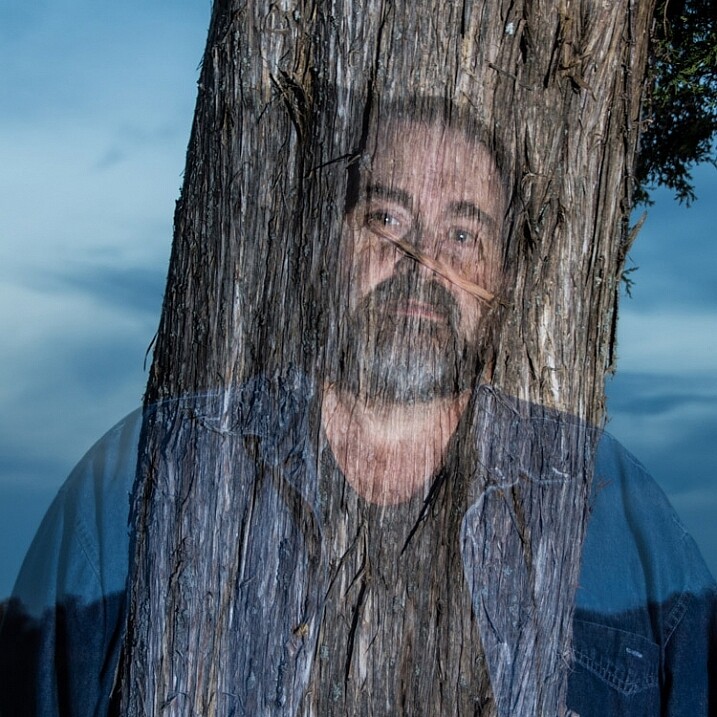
[{"left": 119, "top": 1, "right": 656, "bottom": 715}]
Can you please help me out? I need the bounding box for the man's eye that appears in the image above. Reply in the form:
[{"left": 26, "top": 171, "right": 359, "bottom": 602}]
[
  {"left": 365, "top": 211, "right": 404, "bottom": 235},
  {"left": 450, "top": 228, "right": 475, "bottom": 244}
]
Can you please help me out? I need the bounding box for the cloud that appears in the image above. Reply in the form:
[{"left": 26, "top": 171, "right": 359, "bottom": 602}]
[
  {"left": 94, "top": 147, "right": 128, "bottom": 171},
  {"left": 0, "top": 281, "right": 153, "bottom": 484},
  {"left": 0, "top": 0, "right": 211, "bottom": 598},
  {"left": 606, "top": 371, "right": 717, "bottom": 491},
  {"left": 606, "top": 368, "right": 717, "bottom": 576},
  {"left": 93, "top": 121, "right": 182, "bottom": 170},
  {"left": 607, "top": 371, "right": 717, "bottom": 416},
  {"left": 40, "top": 263, "right": 167, "bottom": 317},
  {"left": 611, "top": 164, "right": 717, "bottom": 574}
]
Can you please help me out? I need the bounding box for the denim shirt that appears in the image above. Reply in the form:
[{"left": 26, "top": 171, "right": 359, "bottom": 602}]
[{"left": 1, "top": 375, "right": 715, "bottom": 716}]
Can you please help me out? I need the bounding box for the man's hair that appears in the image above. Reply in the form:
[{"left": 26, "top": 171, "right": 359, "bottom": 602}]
[{"left": 344, "top": 94, "right": 509, "bottom": 214}]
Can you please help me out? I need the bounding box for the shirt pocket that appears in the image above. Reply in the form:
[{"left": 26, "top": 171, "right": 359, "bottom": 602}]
[{"left": 572, "top": 618, "right": 660, "bottom": 695}]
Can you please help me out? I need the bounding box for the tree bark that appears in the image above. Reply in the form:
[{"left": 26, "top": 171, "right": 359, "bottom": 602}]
[{"left": 118, "top": 1, "right": 656, "bottom": 715}]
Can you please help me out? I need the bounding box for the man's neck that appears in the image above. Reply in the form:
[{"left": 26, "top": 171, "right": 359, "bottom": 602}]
[{"left": 321, "top": 384, "right": 469, "bottom": 505}]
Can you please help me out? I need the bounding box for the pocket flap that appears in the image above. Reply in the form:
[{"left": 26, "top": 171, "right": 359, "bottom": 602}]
[{"left": 572, "top": 619, "right": 659, "bottom": 695}]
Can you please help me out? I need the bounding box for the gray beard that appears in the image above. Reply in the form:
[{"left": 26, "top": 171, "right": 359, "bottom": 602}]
[{"left": 333, "top": 287, "right": 480, "bottom": 405}]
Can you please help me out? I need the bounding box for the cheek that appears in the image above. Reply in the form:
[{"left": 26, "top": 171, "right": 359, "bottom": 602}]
[
  {"left": 457, "top": 297, "right": 483, "bottom": 335},
  {"left": 458, "top": 246, "right": 502, "bottom": 291},
  {"left": 346, "top": 232, "right": 401, "bottom": 302}
]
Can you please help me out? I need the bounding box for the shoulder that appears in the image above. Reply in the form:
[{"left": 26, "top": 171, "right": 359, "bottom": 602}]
[
  {"left": 9, "top": 409, "right": 144, "bottom": 616},
  {"left": 41, "top": 371, "right": 313, "bottom": 529},
  {"left": 62, "top": 407, "right": 144, "bottom": 534},
  {"left": 13, "top": 370, "right": 316, "bottom": 611},
  {"left": 580, "top": 432, "right": 715, "bottom": 614},
  {"left": 466, "top": 385, "right": 714, "bottom": 610},
  {"left": 60, "top": 407, "right": 144, "bottom": 514},
  {"left": 571, "top": 433, "right": 716, "bottom": 714}
]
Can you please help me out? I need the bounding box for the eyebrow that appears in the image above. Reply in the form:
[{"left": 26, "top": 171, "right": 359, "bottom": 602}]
[
  {"left": 447, "top": 200, "right": 497, "bottom": 228},
  {"left": 365, "top": 183, "right": 412, "bottom": 209},
  {"left": 366, "top": 186, "right": 497, "bottom": 227}
]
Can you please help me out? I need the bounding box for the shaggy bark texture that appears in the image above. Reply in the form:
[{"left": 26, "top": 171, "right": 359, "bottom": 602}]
[{"left": 118, "top": 1, "right": 655, "bottom": 714}]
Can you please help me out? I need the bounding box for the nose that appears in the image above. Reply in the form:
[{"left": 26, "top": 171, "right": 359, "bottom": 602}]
[
  {"left": 387, "top": 226, "right": 497, "bottom": 304},
  {"left": 389, "top": 222, "right": 444, "bottom": 275},
  {"left": 392, "top": 253, "right": 418, "bottom": 276},
  {"left": 407, "top": 222, "right": 436, "bottom": 254},
  {"left": 391, "top": 250, "right": 435, "bottom": 284}
]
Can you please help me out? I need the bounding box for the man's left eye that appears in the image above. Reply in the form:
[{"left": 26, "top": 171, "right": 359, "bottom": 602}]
[
  {"left": 379, "top": 212, "right": 400, "bottom": 227},
  {"left": 450, "top": 228, "right": 474, "bottom": 244}
]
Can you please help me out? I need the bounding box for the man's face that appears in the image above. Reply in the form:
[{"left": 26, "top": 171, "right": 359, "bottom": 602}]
[{"left": 335, "top": 121, "right": 505, "bottom": 404}]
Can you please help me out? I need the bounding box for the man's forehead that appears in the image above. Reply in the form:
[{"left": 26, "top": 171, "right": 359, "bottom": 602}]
[
  {"left": 365, "top": 121, "right": 500, "bottom": 181},
  {"left": 359, "top": 120, "right": 505, "bottom": 209}
]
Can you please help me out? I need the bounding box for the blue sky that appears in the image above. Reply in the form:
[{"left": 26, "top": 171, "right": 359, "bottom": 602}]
[{"left": 0, "top": 1, "right": 715, "bottom": 598}]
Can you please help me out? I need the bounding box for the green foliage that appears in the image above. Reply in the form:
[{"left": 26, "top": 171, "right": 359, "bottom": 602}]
[{"left": 637, "top": 0, "right": 717, "bottom": 203}]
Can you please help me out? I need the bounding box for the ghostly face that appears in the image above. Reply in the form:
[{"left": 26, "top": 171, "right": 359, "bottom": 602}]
[{"left": 334, "top": 121, "right": 506, "bottom": 404}]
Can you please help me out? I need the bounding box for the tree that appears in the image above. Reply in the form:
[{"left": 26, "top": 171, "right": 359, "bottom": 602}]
[
  {"left": 116, "top": 1, "right": 658, "bottom": 714},
  {"left": 638, "top": 0, "right": 717, "bottom": 203}
]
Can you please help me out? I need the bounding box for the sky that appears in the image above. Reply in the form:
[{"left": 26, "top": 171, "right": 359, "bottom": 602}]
[{"left": 0, "top": 1, "right": 715, "bottom": 599}]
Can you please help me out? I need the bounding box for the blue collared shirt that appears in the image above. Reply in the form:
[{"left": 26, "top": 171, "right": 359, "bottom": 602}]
[{"left": 1, "top": 377, "right": 715, "bottom": 715}]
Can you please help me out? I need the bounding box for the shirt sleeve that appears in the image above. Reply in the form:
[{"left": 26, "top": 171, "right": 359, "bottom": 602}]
[
  {"left": 572, "top": 433, "right": 717, "bottom": 716},
  {"left": 0, "top": 410, "right": 141, "bottom": 717},
  {"left": 663, "top": 533, "right": 717, "bottom": 716}
]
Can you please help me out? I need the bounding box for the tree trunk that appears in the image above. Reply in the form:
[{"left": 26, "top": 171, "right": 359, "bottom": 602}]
[{"left": 118, "top": 0, "right": 655, "bottom": 714}]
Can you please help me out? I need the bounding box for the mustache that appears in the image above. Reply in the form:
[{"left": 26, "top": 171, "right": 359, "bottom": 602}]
[{"left": 358, "top": 271, "right": 460, "bottom": 327}]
